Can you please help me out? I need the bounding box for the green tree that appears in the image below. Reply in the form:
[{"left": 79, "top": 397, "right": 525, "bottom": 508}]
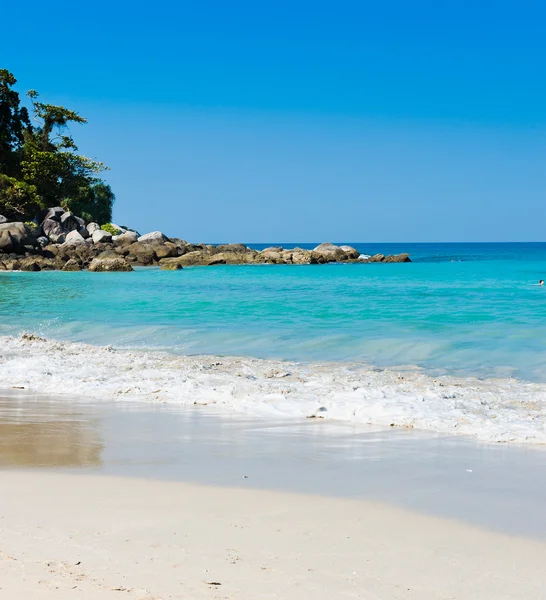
[
  {"left": 0, "top": 70, "right": 115, "bottom": 223},
  {"left": 0, "top": 69, "right": 30, "bottom": 177}
]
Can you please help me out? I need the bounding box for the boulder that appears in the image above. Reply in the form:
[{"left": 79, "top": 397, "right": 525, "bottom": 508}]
[
  {"left": 88, "top": 256, "right": 134, "bottom": 272},
  {"left": 124, "top": 242, "right": 157, "bottom": 265},
  {"left": 262, "top": 246, "right": 283, "bottom": 253},
  {"left": 313, "top": 242, "right": 347, "bottom": 262},
  {"left": 39, "top": 206, "right": 65, "bottom": 223},
  {"left": 62, "top": 259, "right": 82, "bottom": 271},
  {"left": 0, "top": 222, "right": 37, "bottom": 254},
  {"left": 63, "top": 230, "right": 86, "bottom": 245},
  {"left": 383, "top": 253, "right": 411, "bottom": 263},
  {"left": 154, "top": 244, "right": 179, "bottom": 259},
  {"left": 367, "top": 254, "right": 385, "bottom": 263},
  {"left": 160, "top": 259, "right": 184, "bottom": 270},
  {"left": 87, "top": 222, "right": 100, "bottom": 234},
  {"left": 291, "top": 249, "right": 315, "bottom": 265},
  {"left": 92, "top": 229, "right": 113, "bottom": 244},
  {"left": 60, "top": 212, "right": 80, "bottom": 232},
  {"left": 340, "top": 245, "right": 360, "bottom": 259},
  {"left": 18, "top": 256, "right": 42, "bottom": 271},
  {"left": 36, "top": 236, "right": 49, "bottom": 247},
  {"left": 159, "top": 251, "right": 209, "bottom": 267},
  {"left": 215, "top": 243, "right": 249, "bottom": 253},
  {"left": 41, "top": 218, "right": 65, "bottom": 242},
  {"left": 138, "top": 231, "right": 169, "bottom": 244},
  {"left": 0, "top": 215, "right": 7, "bottom": 224},
  {"left": 114, "top": 231, "right": 139, "bottom": 247}
]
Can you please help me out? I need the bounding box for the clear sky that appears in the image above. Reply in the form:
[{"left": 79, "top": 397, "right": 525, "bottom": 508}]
[{"left": 3, "top": 0, "right": 545, "bottom": 242}]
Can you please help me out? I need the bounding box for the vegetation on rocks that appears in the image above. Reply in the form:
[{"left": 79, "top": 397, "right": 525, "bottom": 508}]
[
  {"left": 0, "top": 69, "right": 114, "bottom": 223},
  {"left": 100, "top": 223, "right": 122, "bottom": 236}
]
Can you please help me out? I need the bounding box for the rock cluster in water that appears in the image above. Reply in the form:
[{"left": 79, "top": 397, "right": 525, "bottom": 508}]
[{"left": 0, "top": 210, "right": 411, "bottom": 272}]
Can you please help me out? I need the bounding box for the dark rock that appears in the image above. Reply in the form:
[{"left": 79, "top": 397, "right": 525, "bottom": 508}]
[
  {"left": 62, "top": 259, "right": 82, "bottom": 271},
  {"left": 60, "top": 211, "right": 81, "bottom": 232},
  {"left": 383, "top": 253, "right": 411, "bottom": 263},
  {"left": 41, "top": 218, "right": 65, "bottom": 242},
  {"left": 39, "top": 206, "right": 65, "bottom": 223},
  {"left": 124, "top": 242, "right": 157, "bottom": 265},
  {"left": 0, "top": 223, "right": 38, "bottom": 254}
]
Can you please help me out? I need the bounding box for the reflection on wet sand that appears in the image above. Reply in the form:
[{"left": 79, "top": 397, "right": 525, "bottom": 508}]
[{"left": 0, "top": 396, "right": 103, "bottom": 468}]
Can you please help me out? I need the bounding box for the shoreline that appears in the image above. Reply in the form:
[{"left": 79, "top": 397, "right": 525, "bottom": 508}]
[
  {"left": 1, "top": 333, "right": 546, "bottom": 444},
  {"left": 2, "top": 469, "right": 546, "bottom": 599},
  {"left": 2, "top": 391, "right": 546, "bottom": 540}
]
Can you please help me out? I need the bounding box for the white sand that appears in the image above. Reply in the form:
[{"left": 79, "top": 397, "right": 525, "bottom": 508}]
[{"left": 1, "top": 471, "right": 545, "bottom": 599}]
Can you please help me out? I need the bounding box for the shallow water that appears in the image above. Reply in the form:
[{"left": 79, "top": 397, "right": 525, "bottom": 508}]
[
  {"left": 1, "top": 242, "right": 546, "bottom": 443},
  {"left": 1, "top": 242, "right": 546, "bottom": 381}
]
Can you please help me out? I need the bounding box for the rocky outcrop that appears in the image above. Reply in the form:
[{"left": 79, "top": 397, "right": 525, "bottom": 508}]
[{"left": 0, "top": 209, "right": 411, "bottom": 271}]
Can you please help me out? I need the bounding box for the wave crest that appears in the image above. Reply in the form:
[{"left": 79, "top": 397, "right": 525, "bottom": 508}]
[{"left": 1, "top": 334, "right": 546, "bottom": 444}]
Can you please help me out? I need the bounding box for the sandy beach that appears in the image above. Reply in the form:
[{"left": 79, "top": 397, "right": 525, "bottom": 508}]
[
  {"left": 2, "top": 470, "right": 546, "bottom": 600},
  {"left": 1, "top": 393, "right": 546, "bottom": 599}
]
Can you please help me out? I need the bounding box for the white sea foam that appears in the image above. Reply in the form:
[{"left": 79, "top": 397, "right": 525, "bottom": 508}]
[{"left": 1, "top": 334, "right": 546, "bottom": 444}]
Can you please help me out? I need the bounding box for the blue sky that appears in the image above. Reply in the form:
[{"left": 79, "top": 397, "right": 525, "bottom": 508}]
[{"left": 3, "top": 0, "right": 546, "bottom": 242}]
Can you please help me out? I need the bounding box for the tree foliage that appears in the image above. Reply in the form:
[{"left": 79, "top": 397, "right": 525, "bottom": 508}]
[{"left": 0, "top": 69, "right": 114, "bottom": 223}]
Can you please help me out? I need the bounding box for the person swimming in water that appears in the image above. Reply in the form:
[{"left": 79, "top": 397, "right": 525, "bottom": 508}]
[{"left": 539, "top": 280, "right": 544, "bottom": 286}]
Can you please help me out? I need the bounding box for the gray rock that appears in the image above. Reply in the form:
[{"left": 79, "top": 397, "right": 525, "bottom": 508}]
[
  {"left": 60, "top": 212, "right": 80, "bottom": 232},
  {"left": 88, "top": 257, "right": 134, "bottom": 272},
  {"left": 36, "top": 236, "right": 49, "bottom": 247},
  {"left": 87, "top": 222, "right": 100, "bottom": 234},
  {"left": 64, "top": 230, "right": 86, "bottom": 245},
  {"left": 0, "top": 215, "right": 7, "bottom": 224},
  {"left": 0, "top": 222, "right": 37, "bottom": 254},
  {"left": 124, "top": 242, "right": 157, "bottom": 265},
  {"left": 114, "top": 231, "right": 139, "bottom": 247},
  {"left": 138, "top": 231, "right": 169, "bottom": 244},
  {"left": 41, "top": 207, "right": 65, "bottom": 222},
  {"left": 92, "top": 229, "right": 113, "bottom": 244},
  {"left": 41, "top": 218, "right": 64, "bottom": 241}
]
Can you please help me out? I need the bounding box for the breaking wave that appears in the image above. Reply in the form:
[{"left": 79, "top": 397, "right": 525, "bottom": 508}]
[{"left": 1, "top": 334, "right": 545, "bottom": 444}]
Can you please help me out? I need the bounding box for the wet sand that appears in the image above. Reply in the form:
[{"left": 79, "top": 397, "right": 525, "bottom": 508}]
[{"left": 1, "top": 391, "right": 546, "bottom": 598}]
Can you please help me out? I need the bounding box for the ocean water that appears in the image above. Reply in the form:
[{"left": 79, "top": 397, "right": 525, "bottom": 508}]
[{"left": 1, "top": 242, "right": 546, "bottom": 443}]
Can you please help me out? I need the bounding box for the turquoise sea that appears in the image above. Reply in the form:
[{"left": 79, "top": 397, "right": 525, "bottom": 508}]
[{"left": 1, "top": 242, "right": 546, "bottom": 381}]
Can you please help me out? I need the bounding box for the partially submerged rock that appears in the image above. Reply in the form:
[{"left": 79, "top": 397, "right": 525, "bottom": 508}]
[{"left": 88, "top": 256, "right": 134, "bottom": 272}]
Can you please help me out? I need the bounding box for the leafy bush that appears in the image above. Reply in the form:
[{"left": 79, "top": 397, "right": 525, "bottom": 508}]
[
  {"left": 24, "top": 221, "right": 38, "bottom": 232},
  {"left": 0, "top": 174, "right": 44, "bottom": 221},
  {"left": 101, "top": 223, "right": 122, "bottom": 235}
]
